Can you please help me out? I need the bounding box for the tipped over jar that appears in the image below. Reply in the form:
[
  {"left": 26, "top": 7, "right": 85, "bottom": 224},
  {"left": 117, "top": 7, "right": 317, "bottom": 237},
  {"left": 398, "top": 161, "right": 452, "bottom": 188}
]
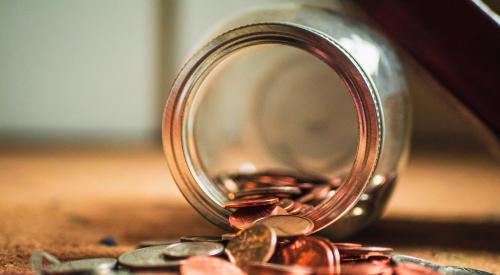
[{"left": 162, "top": 3, "right": 410, "bottom": 239}]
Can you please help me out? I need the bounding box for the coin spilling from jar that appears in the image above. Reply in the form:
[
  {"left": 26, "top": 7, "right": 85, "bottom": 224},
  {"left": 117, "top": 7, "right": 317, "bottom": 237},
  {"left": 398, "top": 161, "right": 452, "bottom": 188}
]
[
  {"left": 30, "top": 171, "right": 492, "bottom": 275},
  {"left": 31, "top": 220, "right": 492, "bottom": 275}
]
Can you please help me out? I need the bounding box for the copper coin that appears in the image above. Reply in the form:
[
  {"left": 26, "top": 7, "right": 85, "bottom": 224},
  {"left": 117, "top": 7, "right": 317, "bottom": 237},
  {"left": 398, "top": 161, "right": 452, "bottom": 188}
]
[
  {"left": 297, "top": 184, "right": 331, "bottom": 203},
  {"left": 297, "top": 204, "right": 314, "bottom": 215},
  {"left": 331, "top": 242, "right": 362, "bottom": 249},
  {"left": 340, "top": 262, "right": 393, "bottom": 275},
  {"left": 235, "top": 186, "right": 301, "bottom": 198},
  {"left": 315, "top": 237, "right": 341, "bottom": 275},
  {"left": 248, "top": 263, "right": 314, "bottom": 275},
  {"left": 255, "top": 215, "right": 314, "bottom": 237},
  {"left": 393, "top": 263, "right": 441, "bottom": 275},
  {"left": 225, "top": 224, "right": 277, "bottom": 270},
  {"left": 287, "top": 201, "right": 304, "bottom": 215},
  {"left": 224, "top": 197, "right": 279, "bottom": 209},
  {"left": 272, "top": 236, "right": 336, "bottom": 274},
  {"left": 277, "top": 198, "right": 295, "bottom": 211},
  {"left": 229, "top": 205, "right": 288, "bottom": 230},
  {"left": 180, "top": 256, "right": 245, "bottom": 275},
  {"left": 339, "top": 246, "right": 394, "bottom": 258}
]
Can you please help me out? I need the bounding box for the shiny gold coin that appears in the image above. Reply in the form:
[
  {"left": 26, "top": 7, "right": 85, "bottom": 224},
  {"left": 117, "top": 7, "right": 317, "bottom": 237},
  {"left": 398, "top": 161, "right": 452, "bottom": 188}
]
[
  {"left": 255, "top": 215, "right": 314, "bottom": 237},
  {"left": 225, "top": 224, "right": 277, "bottom": 270}
]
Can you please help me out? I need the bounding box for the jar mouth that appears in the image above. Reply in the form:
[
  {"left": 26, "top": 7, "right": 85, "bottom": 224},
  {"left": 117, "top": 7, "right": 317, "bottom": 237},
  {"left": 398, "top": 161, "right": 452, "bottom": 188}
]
[{"left": 163, "top": 23, "right": 382, "bottom": 233}]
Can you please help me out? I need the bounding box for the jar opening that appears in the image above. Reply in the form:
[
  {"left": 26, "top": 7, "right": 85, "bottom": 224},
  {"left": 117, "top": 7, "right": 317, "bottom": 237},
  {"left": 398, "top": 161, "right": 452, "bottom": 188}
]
[{"left": 164, "top": 23, "right": 382, "bottom": 233}]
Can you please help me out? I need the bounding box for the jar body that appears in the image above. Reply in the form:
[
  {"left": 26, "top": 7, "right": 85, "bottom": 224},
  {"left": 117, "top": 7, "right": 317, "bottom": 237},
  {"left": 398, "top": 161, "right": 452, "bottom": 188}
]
[{"left": 163, "top": 3, "right": 410, "bottom": 239}]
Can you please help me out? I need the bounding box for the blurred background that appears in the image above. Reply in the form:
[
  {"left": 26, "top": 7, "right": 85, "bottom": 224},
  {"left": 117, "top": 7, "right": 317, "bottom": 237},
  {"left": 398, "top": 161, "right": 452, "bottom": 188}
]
[{"left": 0, "top": 0, "right": 496, "bottom": 151}]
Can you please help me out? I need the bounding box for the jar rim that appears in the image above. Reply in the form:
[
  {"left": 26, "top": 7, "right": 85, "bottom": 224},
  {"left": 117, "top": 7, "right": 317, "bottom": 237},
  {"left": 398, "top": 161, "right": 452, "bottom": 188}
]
[{"left": 163, "top": 22, "right": 383, "bottom": 233}]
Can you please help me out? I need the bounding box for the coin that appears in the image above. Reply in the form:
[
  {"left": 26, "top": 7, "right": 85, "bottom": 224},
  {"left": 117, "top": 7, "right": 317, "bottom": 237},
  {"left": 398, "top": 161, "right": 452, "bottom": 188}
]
[
  {"left": 224, "top": 197, "right": 279, "bottom": 208},
  {"left": 248, "top": 263, "right": 314, "bottom": 275},
  {"left": 163, "top": 241, "right": 224, "bottom": 258},
  {"left": 437, "top": 265, "right": 494, "bottom": 275},
  {"left": 391, "top": 254, "right": 440, "bottom": 271},
  {"left": 225, "top": 224, "right": 277, "bottom": 270},
  {"left": 180, "top": 236, "right": 222, "bottom": 243},
  {"left": 180, "top": 256, "right": 245, "bottom": 275},
  {"left": 118, "top": 245, "right": 184, "bottom": 269},
  {"left": 234, "top": 186, "right": 301, "bottom": 198},
  {"left": 229, "top": 205, "right": 288, "bottom": 230},
  {"left": 277, "top": 198, "right": 294, "bottom": 211},
  {"left": 331, "top": 242, "right": 362, "bottom": 249},
  {"left": 340, "top": 262, "right": 392, "bottom": 275},
  {"left": 44, "top": 258, "right": 117, "bottom": 274},
  {"left": 338, "top": 246, "right": 394, "bottom": 259},
  {"left": 138, "top": 239, "right": 178, "bottom": 248},
  {"left": 255, "top": 215, "right": 314, "bottom": 237},
  {"left": 394, "top": 263, "right": 441, "bottom": 275},
  {"left": 221, "top": 233, "right": 236, "bottom": 241},
  {"left": 272, "top": 236, "right": 337, "bottom": 274}
]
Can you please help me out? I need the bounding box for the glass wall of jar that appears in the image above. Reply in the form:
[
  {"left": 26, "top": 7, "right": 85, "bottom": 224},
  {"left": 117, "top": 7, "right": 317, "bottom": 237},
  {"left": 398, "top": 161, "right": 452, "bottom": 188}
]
[{"left": 163, "top": 3, "right": 410, "bottom": 239}]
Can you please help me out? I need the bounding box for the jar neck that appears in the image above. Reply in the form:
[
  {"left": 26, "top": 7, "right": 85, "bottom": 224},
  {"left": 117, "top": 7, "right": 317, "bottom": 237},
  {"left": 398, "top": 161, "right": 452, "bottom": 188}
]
[{"left": 163, "top": 22, "right": 383, "bottom": 233}]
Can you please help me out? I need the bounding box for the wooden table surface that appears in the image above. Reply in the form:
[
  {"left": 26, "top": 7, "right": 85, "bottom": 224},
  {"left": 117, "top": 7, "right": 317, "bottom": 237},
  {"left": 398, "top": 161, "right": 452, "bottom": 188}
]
[{"left": 0, "top": 145, "right": 499, "bottom": 273}]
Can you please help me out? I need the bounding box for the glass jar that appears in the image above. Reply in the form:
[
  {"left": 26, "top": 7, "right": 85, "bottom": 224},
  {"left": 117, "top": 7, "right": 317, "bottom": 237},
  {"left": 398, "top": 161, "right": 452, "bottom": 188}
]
[{"left": 162, "top": 3, "right": 410, "bottom": 239}]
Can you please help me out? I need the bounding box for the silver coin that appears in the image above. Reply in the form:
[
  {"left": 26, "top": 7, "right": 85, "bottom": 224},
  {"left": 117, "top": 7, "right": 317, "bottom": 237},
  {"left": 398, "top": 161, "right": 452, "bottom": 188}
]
[
  {"left": 138, "top": 239, "right": 178, "bottom": 248},
  {"left": 163, "top": 241, "right": 224, "bottom": 258},
  {"left": 391, "top": 254, "right": 440, "bottom": 271},
  {"left": 437, "top": 265, "right": 494, "bottom": 275},
  {"left": 44, "top": 258, "right": 116, "bottom": 275},
  {"left": 118, "top": 245, "right": 184, "bottom": 269},
  {"left": 179, "top": 236, "right": 222, "bottom": 243}
]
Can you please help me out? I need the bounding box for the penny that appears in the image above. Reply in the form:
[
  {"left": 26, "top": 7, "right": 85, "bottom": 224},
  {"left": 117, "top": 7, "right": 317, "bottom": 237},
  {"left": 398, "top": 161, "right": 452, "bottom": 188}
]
[
  {"left": 163, "top": 242, "right": 224, "bottom": 258},
  {"left": 225, "top": 224, "right": 277, "bottom": 270},
  {"left": 224, "top": 197, "right": 279, "bottom": 209},
  {"left": 272, "top": 237, "right": 336, "bottom": 274},
  {"left": 394, "top": 263, "right": 441, "bottom": 275},
  {"left": 229, "top": 205, "right": 288, "bottom": 230},
  {"left": 180, "top": 256, "right": 245, "bottom": 275},
  {"left": 338, "top": 246, "right": 394, "bottom": 258},
  {"left": 277, "top": 198, "right": 294, "bottom": 211},
  {"left": 296, "top": 184, "right": 330, "bottom": 203},
  {"left": 287, "top": 201, "right": 304, "bottom": 215},
  {"left": 313, "top": 236, "right": 341, "bottom": 275},
  {"left": 331, "top": 242, "right": 362, "bottom": 249},
  {"left": 255, "top": 215, "right": 314, "bottom": 237},
  {"left": 118, "top": 245, "right": 184, "bottom": 269},
  {"left": 44, "top": 258, "right": 117, "bottom": 274},
  {"left": 138, "top": 239, "right": 178, "bottom": 248},
  {"left": 234, "top": 186, "right": 301, "bottom": 198},
  {"left": 180, "top": 236, "right": 222, "bottom": 243},
  {"left": 248, "top": 263, "right": 314, "bottom": 275},
  {"left": 340, "top": 262, "right": 392, "bottom": 275}
]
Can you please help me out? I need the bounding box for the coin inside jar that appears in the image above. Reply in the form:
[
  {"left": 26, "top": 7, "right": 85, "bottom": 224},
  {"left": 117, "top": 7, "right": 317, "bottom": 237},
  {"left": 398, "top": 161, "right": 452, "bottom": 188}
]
[
  {"left": 180, "top": 236, "right": 223, "bottom": 243},
  {"left": 44, "top": 258, "right": 117, "bottom": 274},
  {"left": 223, "top": 197, "right": 279, "bottom": 209},
  {"left": 229, "top": 205, "right": 287, "bottom": 230},
  {"left": 255, "top": 215, "right": 314, "bottom": 237},
  {"left": 163, "top": 242, "right": 224, "bottom": 258}
]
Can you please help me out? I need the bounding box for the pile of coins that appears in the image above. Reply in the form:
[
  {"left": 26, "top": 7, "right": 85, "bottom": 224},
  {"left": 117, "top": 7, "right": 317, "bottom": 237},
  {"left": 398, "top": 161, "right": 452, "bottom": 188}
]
[
  {"left": 217, "top": 170, "right": 342, "bottom": 230},
  {"left": 31, "top": 217, "right": 492, "bottom": 275},
  {"left": 30, "top": 171, "right": 491, "bottom": 274}
]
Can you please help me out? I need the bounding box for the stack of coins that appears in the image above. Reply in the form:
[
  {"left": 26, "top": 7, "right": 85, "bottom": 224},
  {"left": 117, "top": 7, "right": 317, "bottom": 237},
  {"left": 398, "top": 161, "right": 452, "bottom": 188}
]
[
  {"left": 32, "top": 218, "right": 493, "bottom": 275},
  {"left": 217, "top": 170, "right": 342, "bottom": 230}
]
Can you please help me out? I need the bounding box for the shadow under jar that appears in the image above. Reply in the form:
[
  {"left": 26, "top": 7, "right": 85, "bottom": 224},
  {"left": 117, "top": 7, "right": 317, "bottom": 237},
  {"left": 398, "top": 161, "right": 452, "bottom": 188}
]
[{"left": 163, "top": 3, "right": 410, "bottom": 239}]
